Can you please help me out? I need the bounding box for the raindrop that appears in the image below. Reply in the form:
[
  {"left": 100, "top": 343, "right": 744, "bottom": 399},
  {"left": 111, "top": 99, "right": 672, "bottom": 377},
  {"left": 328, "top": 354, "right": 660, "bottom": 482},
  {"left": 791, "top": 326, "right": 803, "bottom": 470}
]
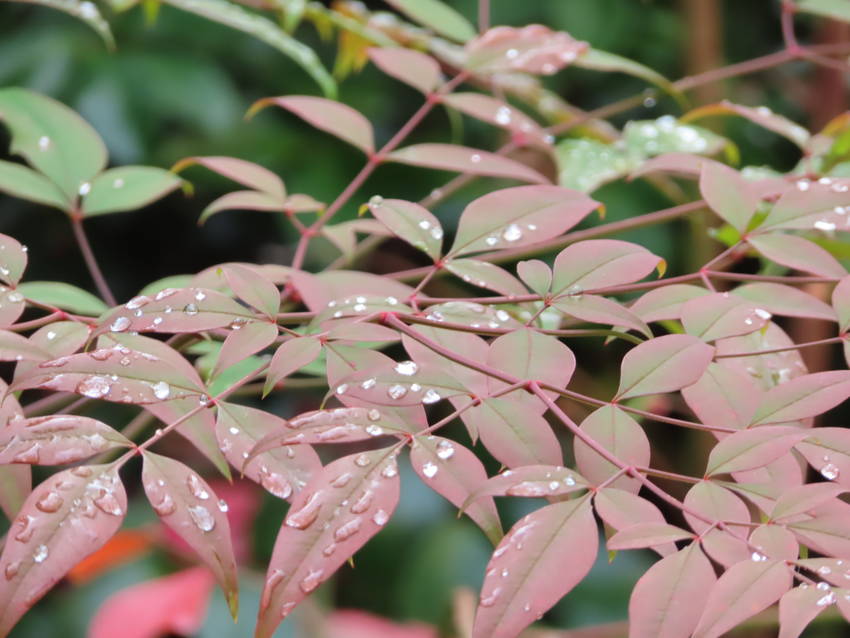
[
  {"left": 260, "top": 471, "right": 292, "bottom": 500},
  {"left": 152, "top": 381, "right": 171, "bottom": 400},
  {"left": 299, "top": 568, "right": 324, "bottom": 593},
  {"left": 360, "top": 378, "right": 376, "bottom": 390},
  {"left": 13, "top": 443, "right": 40, "bottom": 464},
  {"left": 354, "top": 454, "right": 371, "bottom": 467},
  {"left": 751, "top": 551, "right": 767, "bottom": 562},
  {"left": 418, "top": 220, "right": 431, "bottom": 230},
  {"left": 386, "top": 296, "right": 398, "bottom": 306},
  {"left": 113, "top": 178, "right": 124, "bottom": 189},
  {"left": 195, "top": 290, "right": 207, "bottom": 301},
  {"left": 38, "top": 136, "right": 50, "bottom": 151},
  {"left": 332, "top": 473, "right": 353, "bottom": 488},
  {"left": 422, "top": 389, "right": 441, "bottom": 404},
  {"left": 470, "top": 154, "right": 482, "bottom": 164},
  {"left": 422, "top": 462, "right": 438, "bottom": 479},
  {"left": 387, "top": 384, "right": 407, "bottom": 400},
  {"left": 796, "top": 179, "right": 811, "bottom": 192},
  {"left": 436, "top": 440, "right": 455, "bottom": 460},
  {"left": 502, "top": 224, "right": 523, "bottom": 242},
  {"left": 336, "top": 384, "right": 349, "bottom": 395},
  {"left": 32, "top": 545, "right": 48, "bottom": 564},
  {"left": 350, "top": 490, "right": 373, "bottom": 514},
  {"left": 35, "top": 491, "right": 63, "bottom": 513},
  {"left": 78, "top": 182, "right": 91, "bottom": 196},
  {"left": 495, "top": 106, "right": 512, "bottom": 125},
  {"left": 373, "top": 509, "right": 389, "bottom": 526},
  {"left": 188, "top": 505, "right": 215, "bottom": 532},
  {"left": 506, "top": 48, "right": 519, "bottom": 59},
  {"left": 286, "top": 492, "right": 323, "bottom": 529},
  {"left": 495, "top": 309, "right": 510, "bottom": 322},
  {"left": 152, "top": 493, "right": 176, "bottom": 516},
  {"left": 821, "top": 463, "right": 840, "bottom": 481},
  {"left": 14, "top": 515, "right": 36, "bottom": 542},
  {"left": 507, "top": 482, "right": 547, "bottom": 497},
  {"left": 93, "top": 491, "right": 123, "bottom": 516},
  {"left": 485, "top": 236, "right": 499, "bottom": 246},
  {"left": 46, "top": 331, "right": 57, "bottom": 341},
  {"left": 754, "top": 308, "right": 772, "bottom": 320},
  {"left": 817, "top": 592, "right": 837, "bottom": 606},
  {"left": 183, "top": 303, "right": 199, "bottom": 316},
  {"left": 217, "top": 499, "right": 229, "bottom": 513},
  {"left": 186, "top": 474, "right": 210, "bottom": 500},
  {"left": 815, "top": 220, "right": 837, "bottom": 232},
  {"left": 430, "top": 227, "right": 443, "bottom": 240},
  {"left": 395, "top": 360, "right": 418, "bottom": 376},
  {"left": 480, "top": 587, "right": 501, "bottom": 607},
  {"left": 4, "top": 561, "right": 20, "bottom": 580},
  {"left": 125, "top": 295, "right": 150, "bottom": 310},
  {"left": 77, "top": 376, "right": 111, "bottom": 399},
  {"left": 381, "top": 462, "right": 398, "bottom": 478},
  {"left": 368, "top": 195, "right": 384, "bottom": 208},
  {"left": 367, "top": 409, "right": 381, "bottom": 421},
  {"left": 110, "top": 316, "right": 131, "bottom": 333},
  {"left": 334, "top": 517, "right": 362, "bottom": 541},
  {"left": 366, "top": 424, "right": 383, "bottom": 436},
  {"left": 563, "top": 475, "right": 576, "bottom": 487},
  {"left": 322, "top": 543, "right": 337, "bottom": 556}
]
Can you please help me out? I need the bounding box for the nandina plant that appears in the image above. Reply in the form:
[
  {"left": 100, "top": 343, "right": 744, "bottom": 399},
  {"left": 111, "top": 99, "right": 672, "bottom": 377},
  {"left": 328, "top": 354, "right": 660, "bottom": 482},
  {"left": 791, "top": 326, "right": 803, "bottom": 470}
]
[{"left": 2, "top": 1, "right": 850, "bottom": 637}]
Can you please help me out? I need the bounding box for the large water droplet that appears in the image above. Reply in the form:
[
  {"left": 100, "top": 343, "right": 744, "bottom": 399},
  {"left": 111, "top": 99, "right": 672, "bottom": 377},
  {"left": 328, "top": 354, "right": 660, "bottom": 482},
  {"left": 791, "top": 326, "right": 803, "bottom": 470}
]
[
  {"left": 333, "top": 517, "right": 362, "bottom": 541},
  {"left": 35, "top": 491, "right": 63, "bottom": 513},
  {"left": 331, "top": 472, "right": 353, "bottom": 488},
  {"left": 354, "top": 453, "right": 371, "bottom": 467},
  {"left": 394, "top": 360, "right": 418, "bottom": 376},
  {"left": 480, "top": 587, "right": 501, "bottom": 607},
  {"left": 186, "top": 474, "right": 210, "bottom": 500},
  {"left": 387, "top": 384, "right": 407, "bottom": 400},
  {"left": 188, "top": 505, "right": 215, "bottom": 532},
  {"left": 367, "top": 409, "right": 381, "bottom": 421},
  {"left": 183, "top": 303, "right": 199, "bottom": 316},
  {"left": 14, "top": 515, "right": 36, "bottom": 542},
  {"left": 286, "top": 491, "right": 322, "bottom": 529},
  {"left": 109, "top": 316, "right": 131, "bottom": 333},
  {"left": 152, "top": 381, "right": 171, "bottom": 400},
  {"left": 422, "top": 388, "right": 441, "bottom": 404},
  {"left": 152, "top": 492, "right": 176, "bottom": 516},
  {"left": 381, "top": 461, "right": 398, "bottom": 478},
  {"left": 507, "top": 481, "right": 547, "bottom": 497},
  {"left": 260, "top": 470, "right": 292, "bottom": 500},
  {"left": 4, "top": 560, "right": 21, "bottom": 580},
  {"left": 350, "top": 490, "right": 373, "bottom": 514},
  {"left": 422, "top": 462, "right": 438, "bottom": 479},
  {"left": 299, "top": 568, "right": 324, "bottom": 593},
  {"left": 77, "top": 376, "right": 111, "bottom": 399},
  {"left": 821, "top": 463, "right": 840, "bottom": 481},
  {"left": 32, "top": 545, "right": 48, "bottom": 563},
  {"left": 436, "top": 440, "right": 455, "bottom": 460},
  {"left": 373, "top": 509, "right": 389, "bottom": 526},
  {"left": 502, "top": 224, "right": 523, "bottom": 242},
  {"left": 38, "top": 136, "right": 51, "bottom": 151}
]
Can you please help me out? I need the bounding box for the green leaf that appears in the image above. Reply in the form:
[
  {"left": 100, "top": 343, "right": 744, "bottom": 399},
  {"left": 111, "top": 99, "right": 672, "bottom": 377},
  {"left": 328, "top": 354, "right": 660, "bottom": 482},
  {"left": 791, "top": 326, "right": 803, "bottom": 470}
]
[
  {"left": 574, "top": 48, "right": 682, "bottom": 103},
  {"left": 163, "top": 0, "right": 336, "bottom": 97},
  {"left": 13, "top": 0, "right": 115, "bottom": 49},
  {"left": 796, "top": 0, "right": 850, "bottom": 23},
  {"left": 82, "top": 166, "right": 184, "bottom": 217},
  {"left": 0, "top": 88, "right": 108, "bottom": 202},
  {"left": 18, "top": 281, "right": 108, "bottom": 316},
  {"left": 623, "top": 117, "right": 728, "bottom": 157},
  {"left": 0, "top": 160, "right": 69, "bottom": 210},
  {"left": 554, "top": 138, "right": 637, "bottom": 193},
  {"left": 383, "top": 0, "right": 476, "bottom": 43}
]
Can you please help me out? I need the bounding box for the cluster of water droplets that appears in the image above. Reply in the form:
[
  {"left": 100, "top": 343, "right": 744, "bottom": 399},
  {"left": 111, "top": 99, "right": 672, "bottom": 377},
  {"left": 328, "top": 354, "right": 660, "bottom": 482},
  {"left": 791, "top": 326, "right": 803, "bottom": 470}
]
[
  {"left": 820, "top": 455, "right": 840, "bottom": 481},
  {"left": 425, "top": 300, "right": 516, "bottom": 332},
  {"left": 284, "top": 406, "right": 389, "bottom": 444},
  {"left": 481, "top": 221, "right": 537, "bottom": 249},
  {"left": 325, "top": 294, "right": 400, "bottom": 320},
  {"left": 336, "top": 359, "right": 444, "bottom": 407},
  {"left": 502, "top": 468, "right": 578, "bottom": 497}
]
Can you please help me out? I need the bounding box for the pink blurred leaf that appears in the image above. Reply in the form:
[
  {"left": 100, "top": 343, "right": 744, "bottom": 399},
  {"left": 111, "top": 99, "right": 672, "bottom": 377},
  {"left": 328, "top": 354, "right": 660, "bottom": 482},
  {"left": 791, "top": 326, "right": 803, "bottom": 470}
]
[
  {"left": 789, "top": 514, "right": 850, "bottom": 557},
  {"left": 771, "top": 483, "right": 847, "bottom": 522},
  {"left": 215, "top": 402, "right": 321, "bottom": 500},
  {"left": 0, "top": 330, "right": 50, "bottom": 361},
  {"left": 88, "top": 567, "right": 215, "bottom": 638},
  {"left": 264, "top": 336, "right": 323, "bottom": 396},
  {"left": 594, "top": 488, "right": 674, "bottom": 556},
  {"left": 616, "top": 334, "right": 715, "bottom": 400},
  {"left": 410, "top": 435, "right": 503, "bottom": 546},
  {"left": 684, "top": 481, "right": 751, "bottom": 567},
  {"left": 761, "top": 177, "right": 850, "bottom": 230},
  {"left": 471, "top": 496, "right": 596, "bottom": 638},
  {"left": 252, "top": 96, "right": 374, "bottom": 154},
  {"left": 715, "top": 323, "right": 807, "bottom": 391},
  {"left": 0, "top": 287, "right": 25, "bottom": 328},
  {"left": 326, "top": 321, "right": 399, "bottom": 342},
  {"left": 172, "top": 156, "right": 286, "bottom": 200},
  {"left": 141, "top": 451, "right": 238, "bottom": 617},
  {"left": 0, "top": 414, "right": 132, "bottom": 465},
  {"left": 366, "top": 198, "right": 443, "bottom": 261},
  {"left": 486, "top": 328, "right": 575, "bottom": 399},
  {"left": 0, "top": 234, "right": 27, "bottom": 287},
  {"left": 574, "top": 405, "right": 649, "bottom": 493},
  {"left": 682, "top": 362, "right": 762, "bottom": 429},
  {"left": 628, "top": 544, "right": 717, "bottom": 638},
  {"left": 778, "top": 585, "right": 833, "bottom": 638},
  {"left": 733, "top": 282, "right": 836, "bottom": 321},
  {"left": 382, "top": 0, "right": 475, "bottom": 42},
  {"left": 465, "top": 465, "right": 587, "bottom": 502},
  {"left": 693, "top": 559, "right": 792, "bottom": 638},
  {"left": 628, "top": 283, "right": 710, "bottom": 322},
  {"left": 516, "top": 259, "right": 552, "bottom": 296},
  {"left": 223, "top": 263, "right": 281, "bottom": 319},
  {"left": 683, "top": 101, "right": 810, "bottom": 148},
  {"left": 630, "top": 152, "right": 715, "bottom": 180},
  {"left": 447, "top": 186, "right": 598, "bottom": 257},
  {"left": 441, "top": 93, "right": 548, "bottom": 145},
  {"left": 368, "top": 48, "right": 442, "bottom": 95},
  {"left": 699, "top": 161, "right": 760, "bottom": 232},
  {"left": 465, "top": 25, "right": 588, "bottom": 75},
  {"left": 326, "top": 609, "right": 438, "bottom": 638},
  {"left": 0, "top": 466, "right": 30, "bottom": 521},
  {"left": 198, "top": 191, "right": 284, "bottom": 223},
  {"left": 211, "top": 321, "right": 278, "bottom": 379},
  {"left": 750, "top": 371, "right": 850, "bottom": 425},
  {"left": 796, "top": 427, "right": 850, "bottom": 485},
  {"left": 748, "top": 233, "right": 846, "bottom": 278},
  {"left": 832, "top": 275, "right": 850, "bottom": 332},
  {"left": 553, "top": 294, "right": 651, "bottom": 337},
  {"left": 81, "top": 167, "right": 183, "bottom": 218},
  {"left": 749, "top": 525, "right": 798, "bottom": 561},
  {"left": 444, "top": 259, "right": 527, "bottom": 296},
  {"left": 388, "top": 144, "right": 548, "bottom": 185},
  {"left": 608, "top": 522, "right": 694, "bottom": 550},
  {"left": 255, "top": 447, "right": 400, "bottom": 638},
  {"left": 551, "top": 239, "right": 663, "bottom": 295},
  {"left": 681, "top": 293, "right": 768, "bottom": 342},
  {"left": 0, "top": 464, "right": 126, "bottom": 636},
  {"left": 706, "top": 426, "right": 807, "bottom": 476}
]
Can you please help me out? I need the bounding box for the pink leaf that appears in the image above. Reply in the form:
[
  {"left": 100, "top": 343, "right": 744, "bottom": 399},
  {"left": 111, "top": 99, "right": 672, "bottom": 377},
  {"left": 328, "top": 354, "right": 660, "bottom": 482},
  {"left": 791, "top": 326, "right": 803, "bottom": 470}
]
[
  {"left": 0, "top": 330, "right": 50, "bottom": 361},
  {"left": 715, "top": 323, "right": 807, "bottom": 391},
  {"left": 141, "top": 451, "right": 238, "bottom": 616},
  {"left": 749, "top": 525, "right": 799, "bottom": 561},
  {"left": 778, "top": 585, "right": 833, "bottom": 638},
  {"left": 172, "top": 156, "right": 286, "bottom": 200},
  {"left": 0, "top": 464, "right": 126, "bottom": 635},
  {"left": 388, "top": 144, "right": 548, "bottom": 185},
  {"left": 684, "top": 481, "right": 751, "bottom": 567},
  {"left": 789, "top": 514, "right": 850, "bottom": 557},
  {"left": 410, "top": 435, "right": 503, "bottom": 546},
  {"left": 223, "top": 263, "right": 281, "bottom": 319},
  {"left": 441, "top": 93, "right": 548, "bottom": 145},
  {"left": 693, "top": 559, "right": 793, "bottom": 638},
  {"left": 465, "top": 25, "right": 588, "bottom": 75},
  {"left": 628, "top": 283, "right": 710, "bottom": 322},
  {"left": 211, "top": 321, "right": 278, "bottom": 379},
  {"left": 594, "top": 488, "right": 675, "bottom": 556},
  {"left": 751, "top": 371, "right": 850, "bottom": 425},
  {"left": 616, "top": 334, "right": 715, "bottom": 400},
  {"left": 291, "top": 270, "right": 414, "bottom": 312},
  {"left": 367, "top": 198, "right": 443, "bottom": 261},
  {"left": 89, "top": 568, "right": 214, "bottom": 638},
  {"left": 471, "top": 497, "right": 597, "bottom": 638},
  {"left": 551, "top": 239, "right": 663, "bottom": 295},
  {"left": 748, "top": 233, "right": 846, "bottom": 278},
  {"left": 418, "top": 301, "right": 521, "bottom": 331},
  {"left": 733, "top": 282, "right": 836, "bottom": 321},
  {"left": 0, "top": 234, "right": 27, "bottom": 287},
  {"left": 553, "top": 294, "right": 651, "bottom": 337},
  {"left": 368, "top": 48, "right": 442, "bottom": 95},
  {"left": 684, "top": 101, "right": 810, "bottom": 148},
  {"left": 681, "top": 293, "right": 768, "bottom": 342},
  {"left": 255, "top": 447, "right": 401, "bottom": 638},
  {"left": 0, "top": 289, "right": 25, "bottom": 328},
  {"left": 762, "top": 177, "right": 850, "bottom": 230},
  {"left": 0, "top": 414, "right": 132, "bottom": 465},
  {"left": 705, "top": 425, "right": 807, "bottom": 476},
  {"left": 516, "top": 259, "right": 552, "bottom": 296},
  {"left": 465, "top": 465, "right": 586, "bottom": 502},
  {"left": 797, "top": 427, "right": 850, "bottom": 485},
  {"left": 832, "top": 275, "right": 850, "bottom": 332},
  {"left": 608, "top": 522, "right": 694, "bottom": 551},
  {"left": 252, "top": 96, "right": 374, "bottom": 154},
  {"left": 444, "top": 259, "right": 527, "bottom": 296},
  {"left": 448, "top": 186, "right": 598, "bottom": 257},
  {"left": 628, "top": 544, "right": 717, "bottom": 638},
  {"left": 199, "top": 191, "right": 284, "bottom": 223},
  {"left": 699, "top": 161, "right": 760, "bottom": 232},
  {"left": 771, "top": 483, "right": 847, "bottom": 522},
  {"left": 215, "top": 402, "right": 321, "bottom": 500},
  {"left": 574, "top": 405, "right": 649, "bottom": 493},
  {"left": 683, "top": 362, "right": 762, "bottom": 429},
  {"left": 264, "top": 336, "right": 323, "bottom": 396},
  {"left": 0, "top": 466, "right": 30, "bottom": 521},
  {"left": 326, "top": 609, "right": 438, "bottom": 638}
]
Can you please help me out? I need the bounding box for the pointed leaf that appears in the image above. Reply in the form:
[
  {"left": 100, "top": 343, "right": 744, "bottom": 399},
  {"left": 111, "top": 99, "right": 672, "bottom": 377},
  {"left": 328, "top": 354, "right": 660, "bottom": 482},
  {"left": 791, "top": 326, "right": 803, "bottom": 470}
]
[
  {"left": 553, "top": 294, "right": 651, "bottom": 337},
  {"left": 789, "top": 514, "right": 850, "bottom": 557},
  {"left": 748, "top": 233, "right": 846, "bottom": 278},
  {"left": 574, "top": 48, "right": 679, "bottom": 97},
  {"left": 750, "top": 371, "right": 850, "bottom": 425},
  {"left": 444, "top": 259, "right": 527, "bottom": 296},
  {"left": 0, "top": 160, "right": 68, "bottom": 210},
  {"left": 466, "top": 25, "right": 587, "bottom": 74},
  {"left": 832, "top": 274, "right": 850, "bottom": 332},
  {"left": 172, "top": 156, "right": 285, "bottom": 200},
  {"left": 368, "top": 48, "right": 442, "bottom": 94},
  {"left": 700, "top": 162, "right": 759, "bottom": 232},
  {"left": 141, "top": 451, "right": 238, "bottom": 616},
  {"left": 683, "top": 363, "right": 761, "bottom": 430},
  {"left": 684, "top": 481, "right": 751, "bottom": 567},
  {"left": 384, "top": 0, "right": 475, "bottom": 42},
  {"left": 681, "top": 293, "right": 768, "bottom": 342},
  {"left": 608, "top": 522, "right": 694, "bottom": 550},
  {"left": 778, "top": 585, "right": 832, "bottom": 638},
  {"left": 264, "top": 336, "right": 323, "bottom": 396},
  {"left": 594, "top": 488, "right": 674, "bottom": 556},
  {"left": 486, "top": 328, "right": 575, "bottom": 398},
  {"left": 387, "top": 144, "right": 548, "bottom": 185},
  {"left": 771, "top": 483, "right": 847, "bottom": 522},
  {"left": 733, "top": 283, "right": 836, "bottom": 321},
  {"left": 629, "top": 284, "right": 710, "bottom": 322},
  {"left": 212, "top": 321, "right": 278, "bottom": 379},
  {"left": 706, "top": 426, "right": 807, "bottom": 476},
  {"left": 796, "top": 427, "right": 850, "bottom": 486},
  {"left": 0, "top": 234, "right": 27, "bottom": 287},
  {"left": 18, "top": 281, "right": 108, "bottom": 316},
  {"left": 616, "top": 334, "right": 715, "bottom": 400},
  {"left": 471, "top": 497, "right": 597, "bottom": 638},
  {"left": 0, "top": 330, "right": 51, "bottom": 362},
  {"left": 222, "top": 264, "right": 281, "bottom": 319},
  {"left": 367, "top": 198, "right": 442, "bottom": 261},
  {"left": 465, "top": 465, "right": 586, "bottom": 502},
  {"left": 552, "top": 239, "right": 664, "bottom": 295},
  {"left": 199, "top": 190, "right": 284, "bottom": 223},
  {"left": 761, "top": 177, "right": 850, "bottom": 231},
  {"left": 82, "top": 166, "right": 183, "bottom": 217},
  {"left": 683, "top": 101, "right": 810, "bottom": 148},
  {"left": 517, "top": 260, "right": 552, "bottom": 296},
  {"left": 574, "top": 405, "right": 649, "bottom": 493},
  {"left": 441, "top": 93, "right": 548, "bottom": 144},
  {"left": 0, "top": 415, "right": 131, "bottom": 465}
]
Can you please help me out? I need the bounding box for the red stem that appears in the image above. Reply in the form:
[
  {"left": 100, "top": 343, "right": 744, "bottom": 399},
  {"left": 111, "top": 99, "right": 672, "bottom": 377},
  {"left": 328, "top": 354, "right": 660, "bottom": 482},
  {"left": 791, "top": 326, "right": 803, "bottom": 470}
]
[{"left": 71, "top": 217, "right": 117, "bottom": 307}]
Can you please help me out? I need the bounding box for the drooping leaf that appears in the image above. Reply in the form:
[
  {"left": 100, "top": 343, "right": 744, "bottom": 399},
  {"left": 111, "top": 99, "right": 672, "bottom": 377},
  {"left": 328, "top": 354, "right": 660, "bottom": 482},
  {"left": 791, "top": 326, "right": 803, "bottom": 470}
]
[
  {"left": 0, "top": 330, "right": 51, "bottom": 361},
  {"left": 749, "top": 525, "right": 799, "bottom": 561},
  {"left": 770, "top": 483, "right": 847, "bottom": 522},
  {"left": 715, "top": 323, "right": 808, "bottom": 391},
  {"left": 198, "top": 190, "right": 284, "bottom": 223},
  {"left": 172, "top": 155, "right": 286, "bottom": 200},
  {"left": 551, "top": 239, "right": 663, "bottom": 296},
  {"left": 761, "top": 177, "right": 850, "bottom": 231},
  {"left": 18, "top": 281, "right": 108, "bottom": 316},
  {"left": 410, "top": 435, "right": 502, "bottom": 545},
  {"left": 681, "top": 293, "right": 768, "bottom": 342},
  {"left": 222, "top": 264, "right": 280, "bottom": 319},
  {"left": 471, "top": 497, "right": 597, "bottom": 638},
  {"left": 0, "top": 160, "right": 68, "bottom": 210},
  {"left": 251, "top": 96, "right": 374, "bottom": 154},
  {"left": 486, "top": 328, "right": 575, "bottom": 400},
  {"left": 748, "top": 232, "right": 846, "bottom": 278},
  {"left": 384, "top": 0, "right": 476, "bottom": 42},
  {"left": 699, "top": 162, "right": 760, "bottom": 232},
  {"left": 693, "top": 559, "right": 793, "bottom": 638},
  {"left": 264, "top": 336, "right": 323, "bottom": 396},
  {"left": 750, "top": 371, "right": 850, "bottom": 425},
  {"left": 0, "top": 287, "right": 24, "bottom": 328},
  {"left": 683, "top": 101, "right": 810, "bottom": 148},
  {"left": 628, "top": 544, "right": 717, "bottom": 638},
  {"left": 574, "top": 405, "right": 649, "bottom": 493},
  {"left": 627, "top": 284, "right": 710, "bottom": 323},
  {"left": 789, "top": 514, "right": 850, "bottom": 558},
  {"left": 387, "top": 144, "right": 548, "bottom": 185},
  {"left": 367, "top": 48, "right": 442, "bottom": 95},
  {"left": 81, "top": 166, "right": 183, "bottom": 217},
  {"left": 0, "top": 415, "right": 131, "bottom": 465},
  {"left": 141, "top": 451, "right": 238, "bottom": 617},
  {"left": 0, "top": 464, "right": 126, "bottom": 636},
  {"left": 616, "top": 334, "right": 715, "bottom": 400},
  {"left": 705, "top": 426, "right": 807, "bottom": 476},
  {"left": 291, "top": 270, "right": 414, "bottom": 312},
  {"left": 465, "top": 24, "right": 587, "bottom": 74},
  {"left": 367, "top": 198, "right": 443, "bottom": 261},
  {"left": 594, "top": 488, "right": 675, "bottom": 556},
  {"left": 0, "top": 87, "right": 107, "bottom": 201},
  {"left": 215, "top": 402, "right": 321, "bottom": 500},
  {"left": 255, "top": 447, "right": 401, "bottom": 637},
  {"left": 796, "top": 427, "right": 850, "bottom": 486}
]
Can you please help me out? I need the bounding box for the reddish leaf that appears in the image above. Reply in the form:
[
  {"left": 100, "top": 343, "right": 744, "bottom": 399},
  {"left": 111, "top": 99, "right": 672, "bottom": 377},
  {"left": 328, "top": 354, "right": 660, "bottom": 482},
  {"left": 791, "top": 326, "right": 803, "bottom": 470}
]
[
  {"left": 789, "top": 514, "right": 850, "bottom": 557},
  {"left": 198, "top": 191, "right": 284, "bottom": 223},
  {"left": 211, "top": 321, "right": 278, "bottom": 379},
  {"left": 466, "top": 465, "right": 586, "bottom": 502},
  {"left": 551, "top": 240, "right": 663, "bottom": 296},
  {"left": 387, "top": 144, "right": 548, "bottom": 185},
  {"left": 832, "top": 275, "right": 850, "bottom": 332},
  {"left": 444, "top": 259, "right": 527, "bottom": 296},
  {"left": 629, "top": 283, "right": 710, "bottom": 322},
  {"left": 141, "top": 451, "right": 238, "bottom": 616},
  {"left": 699, "top": 162, "right": 760, "bottom": 232},
  {"left": 681, "top": 293, "right": 768, "bottom": 342},
  {"left": 0, "top": 466, "right": 30, "bottom": 522},
  {"left": 0, "top": 286, "right": 25, "bottom": 328},
  {"left": 486, "top": 328, "right": 575, "bottom": 402},
  {"left": 471, "top": 496, "right": 597, "bottom": 638},
  {"left": 797, "top": 427, "right": 850, "bottom": 485},
  {"left": 291, "top": 270, "right": 414, "bottom": 312},
  {"left": 410, "top": 435, "right": 503, "bottom": 546},
  {"left": 750, "top": 371, "right": 850, "bottom": 425},
  {"left": 516, "top": 259, "right": 552, "bottom": 296},
  {"left": 0, "top": 415, "right": 132, "bottom": 465},
  {"left": 778, "top": 585, "right": 833, "bottom": 638},
  {"left": 252, "top": 96, "right": 374, "bottom": 154},
  {"left": 683, "top": 101, "right": 810, "bottom": 148},
  {"left": 367, "top": 197, "right": 443, "bottom": 261},
  {"left": 172, "top": 156, "right": 286, "bottom": 200},
  {"left": 574, "top": 405, "right": 648, "bottom": 493},
  {"left": 553, "top": 294, "right": 651, "bottom": 337},
  {"left": 465, "top": 25, "right": 588, "bottom": 75},
  {"left": 684, "top": 481, "right": 751, "bottom": 567},
  {"left": 616, "top": 334, "right": 715, "bottom": 400},
  {"left": 771, "top": 483, "right": 847, "bottom": 522},
  {"left": 749, "top": 525, "right": 799, "bottom": 561},
  {"left": 0, "top": 330, "right": 50, "bottom": 361},
  {"left": 693, "top": 559, "right": 792, "bottom": 638},
  {"left": 326, "top": 321, "right": 398, "bottom": 343},
  {"left": 733, "top": 283, "right": 836, "bottom": 321},
  {"left": 255, "top": 447, "right": 400, "bottom": 638},
  {"left": 761, "top": 177, "right": 850, "bottom": 231},
  {"left": 0, "top": 234, "right": 27, "bottom": 287},
  {"left": 264, "top": 336, "right": 323, "bottom": 396},
  {"left": 715, "top": 323, "right": 807, "bottom": 391},
  {"left": 594, "top": 488, "right": 675, "bottom": 556},
  {"left": 223, "top": 263, "right": 281, "bottom": 319},
  {"left": 795, "top": 559, "right": 850, "bottom": 587},
  {"left": 705, "top": 426, "right": 807, "bottom": 476},
  {"left": 683, "top": 363, "right": 762, "bottom": 429},
  {"left": 419, "top": 301, "right": 522, "bottom": 331},
  {"left": 748, "top": 233, "right": 846, "bottom": 278},
  {"left": 608, "top": 522, "right": 694, "bottom": 550},
  {"left": 326, "top": 609, "right": 438, "bottom": 638},
  {"left": 88, "top": 567, "right": 215, "bottom": 638},
  {"left": 441, "top": 93, "right": 548, "bottom": 144},
  {"left": 215, "top": 402, "right": 321, "bottom": 499},
  {"left": 628, "top": 544, "right": 717, "bottom": 638},
  {"left": 0, "top": 464, "right": 126, "bottom": 636},
  {"left": 630, "top": 152, "right": 715, "bottom": 180},
  {"left": 368, "top": 48, "right": 442, "bottom": 95}
]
